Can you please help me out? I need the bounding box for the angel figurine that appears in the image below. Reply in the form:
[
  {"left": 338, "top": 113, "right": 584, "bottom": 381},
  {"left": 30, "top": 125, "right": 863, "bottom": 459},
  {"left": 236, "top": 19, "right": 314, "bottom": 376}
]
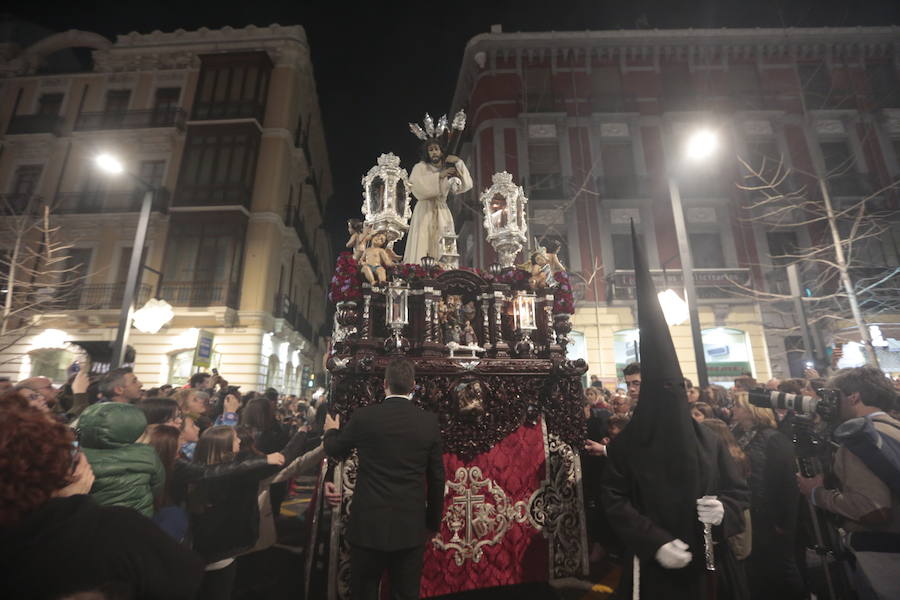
[
  {"left": 346, "top": 218, "right": 373, "bottom": 261},
  {"left": 360, "top": 231, "right": 400, "bottom": 286}
]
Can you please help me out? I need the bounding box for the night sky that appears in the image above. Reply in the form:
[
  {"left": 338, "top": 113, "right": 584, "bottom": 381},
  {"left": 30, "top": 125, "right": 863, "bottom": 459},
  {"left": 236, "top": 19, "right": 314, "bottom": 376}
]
[{"left": 6, "top": 0, "right": 899, "bottom": 255}]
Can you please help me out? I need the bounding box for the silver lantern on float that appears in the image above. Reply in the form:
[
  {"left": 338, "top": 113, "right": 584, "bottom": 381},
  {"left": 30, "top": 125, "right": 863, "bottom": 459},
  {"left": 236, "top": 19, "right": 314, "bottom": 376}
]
[
  {"left": 361, "top": 153, "right": 412, "bottom": 248},
  {"left": 481, "top": 171, "right": 528, "bottom": 268}
]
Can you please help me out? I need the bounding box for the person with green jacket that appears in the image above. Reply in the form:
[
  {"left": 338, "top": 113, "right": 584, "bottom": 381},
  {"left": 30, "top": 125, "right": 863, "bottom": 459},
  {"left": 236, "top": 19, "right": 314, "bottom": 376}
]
[{"left": 78, "top": 402, "right": 164, "bottom": 517}]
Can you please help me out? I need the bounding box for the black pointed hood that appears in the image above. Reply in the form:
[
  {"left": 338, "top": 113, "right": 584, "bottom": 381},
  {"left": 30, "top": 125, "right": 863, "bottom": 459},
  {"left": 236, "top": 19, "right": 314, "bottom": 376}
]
[{"left": 613, "top": 221, "right": 708, "bottom": 553}]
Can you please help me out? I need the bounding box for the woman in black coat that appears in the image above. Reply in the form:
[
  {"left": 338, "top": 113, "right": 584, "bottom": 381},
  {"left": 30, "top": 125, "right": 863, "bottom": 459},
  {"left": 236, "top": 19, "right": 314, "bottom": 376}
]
[{"left": 731, "top": 392, "right": 805, "bottom": 600}]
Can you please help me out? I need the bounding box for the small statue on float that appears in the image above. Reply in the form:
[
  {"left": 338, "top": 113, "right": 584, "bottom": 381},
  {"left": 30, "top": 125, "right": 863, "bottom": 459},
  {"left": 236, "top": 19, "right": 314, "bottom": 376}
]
[
  {"left": 360, "top": 231, "right": 400, "bottom": 286},
  {"left": 522, "top": 239, "right": 567, "bottom": 290},
  {"left": 346, "top": 218, "right": 373, "bottom": 261},
  {"left": 438, "top": 295, "right": 463, "bottom": 344},
  {"left": 455, "top": 380, "right": 485, "bottom": 421}
]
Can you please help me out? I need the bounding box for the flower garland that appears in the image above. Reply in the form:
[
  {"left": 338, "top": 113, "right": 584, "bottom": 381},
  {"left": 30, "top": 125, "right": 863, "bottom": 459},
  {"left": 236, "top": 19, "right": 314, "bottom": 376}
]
[
  {"left": 328, "top": 253, "right": 575, "bottom": 313},
  {"left": 553, "top": 271, "right": 575, "bottom": 314},
  {"left": 328, "top": 252, "right": 362, "bottom": 304}
]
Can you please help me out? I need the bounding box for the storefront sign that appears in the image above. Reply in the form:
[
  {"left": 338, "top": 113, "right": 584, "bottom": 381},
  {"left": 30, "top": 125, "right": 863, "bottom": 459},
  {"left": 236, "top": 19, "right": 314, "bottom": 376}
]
[{"left": 193, "top": 330, "right": 215, "bottom": 368}]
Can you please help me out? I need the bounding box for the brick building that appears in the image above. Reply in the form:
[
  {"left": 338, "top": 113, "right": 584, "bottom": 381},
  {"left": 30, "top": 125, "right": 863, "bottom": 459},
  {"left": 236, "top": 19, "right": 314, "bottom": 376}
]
[{"left": 450, "top": 26, "right": 900, "bottom": 383}]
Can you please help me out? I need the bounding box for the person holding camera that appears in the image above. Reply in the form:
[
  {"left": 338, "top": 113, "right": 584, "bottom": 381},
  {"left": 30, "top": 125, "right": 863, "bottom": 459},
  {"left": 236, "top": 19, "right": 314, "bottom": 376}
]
[{"left": 796, "top": 366, "right": 900, "bottom": 600}]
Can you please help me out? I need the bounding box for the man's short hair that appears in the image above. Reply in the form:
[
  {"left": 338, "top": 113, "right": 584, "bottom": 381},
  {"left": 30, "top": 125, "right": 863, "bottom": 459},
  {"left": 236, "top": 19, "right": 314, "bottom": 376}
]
[
  {"left": 734, "top": 375, "right": 757, "bottom": 390},
  {"left": 829, "top": 366, "right": 897, "bottom": 412},
  {"left": 778, "top": 378, "right": 807, "bottom": 395},
  {"left": 623, "top": 363, "right": 641, "bottom": 377},
  {"left": 385, "top": 359, "right": 415, "bottom": 395},
  {"left": 99, "top": 367, "right": 132, "bottom": 399},
  {"left": 189, "top": 372, "right": 211, "bottom": 388}
]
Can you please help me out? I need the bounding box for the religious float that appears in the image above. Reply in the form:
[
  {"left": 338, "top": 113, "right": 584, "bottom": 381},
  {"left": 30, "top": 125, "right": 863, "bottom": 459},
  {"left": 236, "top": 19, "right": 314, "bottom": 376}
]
[{"left": 323, "top": 113, "right": 588, "bottom": 598}]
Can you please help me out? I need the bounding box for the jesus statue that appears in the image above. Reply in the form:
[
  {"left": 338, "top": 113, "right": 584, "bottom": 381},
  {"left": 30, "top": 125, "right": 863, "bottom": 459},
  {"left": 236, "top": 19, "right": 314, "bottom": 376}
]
[{"left": 402, "top": 138, "right": 473, "bottom": 264}]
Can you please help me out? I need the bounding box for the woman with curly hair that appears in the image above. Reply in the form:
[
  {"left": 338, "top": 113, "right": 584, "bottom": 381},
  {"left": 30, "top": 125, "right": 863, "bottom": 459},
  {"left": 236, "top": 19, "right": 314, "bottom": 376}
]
[{"left": 0, "top": 399, "right": 203, "bottom": 599}]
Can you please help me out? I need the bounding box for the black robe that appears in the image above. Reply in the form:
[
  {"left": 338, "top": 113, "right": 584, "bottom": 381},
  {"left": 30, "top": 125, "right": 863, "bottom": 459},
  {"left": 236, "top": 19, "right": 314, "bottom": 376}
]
[{"left": 601, "top": 423, "right": 751, "bottom": 600}]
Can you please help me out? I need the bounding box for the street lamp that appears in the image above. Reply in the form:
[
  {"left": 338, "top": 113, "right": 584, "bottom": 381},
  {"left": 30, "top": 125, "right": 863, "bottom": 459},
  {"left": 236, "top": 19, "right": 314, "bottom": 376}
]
[
  {"left": 664, "top": 127, "right": 720, "bottom": 387},
  {"left": 94, "top": 153, "right": 170, "bottom": 368},
  {"left": 684, "top": 129, "right": 719, "bottom": 162}
]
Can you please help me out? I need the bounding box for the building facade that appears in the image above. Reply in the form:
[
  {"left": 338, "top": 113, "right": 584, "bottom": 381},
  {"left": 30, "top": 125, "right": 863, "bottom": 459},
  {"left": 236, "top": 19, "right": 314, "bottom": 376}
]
[
  {"left": 450, "top": 26, "right": 900, "bottom": 384},
  {"left": 0, "top": 24, "right": 333, "bottom": 394}
]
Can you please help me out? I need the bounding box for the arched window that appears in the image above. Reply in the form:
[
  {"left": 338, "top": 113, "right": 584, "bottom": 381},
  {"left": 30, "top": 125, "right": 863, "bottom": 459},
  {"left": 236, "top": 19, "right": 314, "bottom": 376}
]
[
  {"left": 29, "top": 348, "right": 78, "bottom": 383},
  {"left": 613, "top": 329, "right": 640, "bottom": 378},
  {"left": 702, "top": 327, "right": 754, "bottom": 383},
  {"left": 168, "top": 350, "right": 194, "bottom": 386},
  {"left": 168, "top": 348, "right": 221, "bottom": 386}
]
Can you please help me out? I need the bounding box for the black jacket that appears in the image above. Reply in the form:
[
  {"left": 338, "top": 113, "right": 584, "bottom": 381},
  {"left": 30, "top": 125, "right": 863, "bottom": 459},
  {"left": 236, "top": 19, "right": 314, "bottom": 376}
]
[
  {"left": 171, "top": 455, "right": 274, "bottom": 506},
  {"left": 1, "top": 495, "right": 203, "bottom": 600},
  {"left": 602, "top": 424, "right": 750, "bottom": 600},
  {"left": 186, "top": 455, "right": 280, "bottom": 563},
  {"left": 324, "top": 396, "right": 445, "bottom": 551}
]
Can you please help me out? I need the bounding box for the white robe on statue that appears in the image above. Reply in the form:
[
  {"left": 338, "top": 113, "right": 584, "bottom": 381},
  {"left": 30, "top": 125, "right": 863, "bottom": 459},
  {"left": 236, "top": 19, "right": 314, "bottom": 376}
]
[{"left": 402, "top": 159, "right": 473, "bottom": 264}]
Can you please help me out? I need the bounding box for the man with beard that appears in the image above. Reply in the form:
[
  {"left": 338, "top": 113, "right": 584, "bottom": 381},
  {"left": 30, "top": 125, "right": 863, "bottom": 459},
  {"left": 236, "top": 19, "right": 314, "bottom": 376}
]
[{"left": 402, "top": 138, "right": 473, "bottom": 264}]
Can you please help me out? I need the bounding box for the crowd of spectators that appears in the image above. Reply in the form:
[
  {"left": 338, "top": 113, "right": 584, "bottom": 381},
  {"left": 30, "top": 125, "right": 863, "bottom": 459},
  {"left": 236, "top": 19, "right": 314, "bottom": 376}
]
[
  {"left": 0, "top": 367, "right": 330, "bottom": 600},
  {"left": 582, "top": 364, "right": 900, "bottom": 599}
]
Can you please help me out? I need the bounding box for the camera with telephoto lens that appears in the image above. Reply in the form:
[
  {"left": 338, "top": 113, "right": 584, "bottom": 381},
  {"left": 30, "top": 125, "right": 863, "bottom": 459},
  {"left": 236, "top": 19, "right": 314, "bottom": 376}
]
[{"left": 747, "top": 387, "right": 842, "bottom": 423}]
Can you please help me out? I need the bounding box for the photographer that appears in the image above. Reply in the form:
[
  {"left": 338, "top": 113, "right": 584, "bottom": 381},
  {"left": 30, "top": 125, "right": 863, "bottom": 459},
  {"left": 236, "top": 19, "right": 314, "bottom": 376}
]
[{"left": 796, "top": 366, "right": 900, "bottom": 599}]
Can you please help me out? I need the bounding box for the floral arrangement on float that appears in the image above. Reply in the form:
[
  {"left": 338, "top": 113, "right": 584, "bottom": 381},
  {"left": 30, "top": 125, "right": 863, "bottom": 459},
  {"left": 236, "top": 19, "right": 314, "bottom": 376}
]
[{"left": 328, "top": 252, "right": 363, "bottom": 304}]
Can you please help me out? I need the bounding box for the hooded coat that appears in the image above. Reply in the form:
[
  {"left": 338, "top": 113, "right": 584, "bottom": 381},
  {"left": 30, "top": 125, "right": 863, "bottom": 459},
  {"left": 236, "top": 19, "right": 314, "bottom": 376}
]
[
  {"left": 600, "top": 224, "right": 750, "bottom": 600},
  {"left": 79, "top": 402, "right": 164, "bottom": 517}
]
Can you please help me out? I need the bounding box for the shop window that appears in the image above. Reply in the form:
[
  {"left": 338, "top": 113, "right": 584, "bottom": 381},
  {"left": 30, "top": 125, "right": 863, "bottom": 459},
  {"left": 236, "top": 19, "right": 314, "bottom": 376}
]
[
  {"left": 613, "top": 329, "right": 640, "bottom": 378},
  {"left": 168, "top": 348, "right": 221, "bottom": 386},
  {"left": 702, "top": 328, "right": 753, "bottom": 382}
]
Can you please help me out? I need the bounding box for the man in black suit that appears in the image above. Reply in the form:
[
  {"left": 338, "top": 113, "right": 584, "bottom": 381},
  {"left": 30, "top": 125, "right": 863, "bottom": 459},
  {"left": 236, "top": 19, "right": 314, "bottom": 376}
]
[{"left": 324, "top": 358, "right": 445, "bottom": 600}]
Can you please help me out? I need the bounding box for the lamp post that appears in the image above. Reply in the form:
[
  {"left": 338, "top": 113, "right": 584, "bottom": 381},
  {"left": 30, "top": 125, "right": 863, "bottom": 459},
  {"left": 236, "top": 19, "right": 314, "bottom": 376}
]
[
  {"left": 663, "top": 129, "right": 719, "bottom": 388},
  {"left": 94, "top": 153, "right": 161, "bottom": 369}
]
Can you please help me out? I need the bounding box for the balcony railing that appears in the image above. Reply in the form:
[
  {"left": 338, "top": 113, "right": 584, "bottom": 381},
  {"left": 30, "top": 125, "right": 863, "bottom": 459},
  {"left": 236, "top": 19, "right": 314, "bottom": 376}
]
[
  {"left": 825, "top": 173, "right": 875, "bottom": 198},
  {"left": 191, "top": 100, "right": 265, "bottom": 122},
  {"left": 595, "top": 175, "right": 651, "bottom": 199},
  {"left": 285, "top": 205, "right": 321, "bottom": 281},
  {"left": 590, "top": 94, "right": 639, "bottom": 113},
  {"left": 1, "top": 193, "right": 39, "bottom": 215},
  {"left": 520, "top": 94, "right": 563, "bottom": 113},
  {"left": 55, "top": 284, "right": 152, "bottom": 310},
  {"left": 173, "top": 183, "right": 253, "bottom": 209},
  {"left": 159, "top": 281, "right": 240, "bottom": 309},
  {"left": 526, "top": 173, "right": 565, "bottom": 200},
  {"left": 608, "top": 268, "right": 753, "bottom": 301},
  {"left": 273, "top": 293, "right": 315, "bottom": 342},
  {"left": 74, "top": 108, "right": 186, "bottom": 131},
  {"left": 55, "top": 188, "right": 170, "bottom": 214},
  {"left": 6, "top": 114, "right": 64, "bottom": 135}
]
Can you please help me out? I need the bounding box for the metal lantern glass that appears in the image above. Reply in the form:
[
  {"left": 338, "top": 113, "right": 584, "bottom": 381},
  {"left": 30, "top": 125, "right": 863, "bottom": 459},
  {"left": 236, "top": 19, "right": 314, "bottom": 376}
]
[
  {"left": 480, "top": 171, "right": 528, "bottom": 268},
  {"left": 386, "top": 281, "right": 409, "bottom": 328},
  {"left": 513, "top": 291, "right": 537, "bottom": 331},
  {"left": 361, "top": 153, "right": 413, "bottom": 246}
]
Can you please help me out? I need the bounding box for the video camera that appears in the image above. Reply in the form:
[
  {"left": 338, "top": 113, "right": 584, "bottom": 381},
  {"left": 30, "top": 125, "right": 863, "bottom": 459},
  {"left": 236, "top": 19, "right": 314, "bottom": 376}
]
[{"left": 747, "top": 388, "right": 841, "bottom": 423}]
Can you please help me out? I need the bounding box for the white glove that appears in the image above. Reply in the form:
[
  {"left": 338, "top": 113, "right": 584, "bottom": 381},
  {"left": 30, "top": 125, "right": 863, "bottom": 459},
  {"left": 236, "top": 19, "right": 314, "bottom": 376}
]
[
  {"left": 655, "top": 539, "right": 692, "bottom": 569},
  {"left": 697, "top": 496, "right": 724, "bottom": 526}
]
